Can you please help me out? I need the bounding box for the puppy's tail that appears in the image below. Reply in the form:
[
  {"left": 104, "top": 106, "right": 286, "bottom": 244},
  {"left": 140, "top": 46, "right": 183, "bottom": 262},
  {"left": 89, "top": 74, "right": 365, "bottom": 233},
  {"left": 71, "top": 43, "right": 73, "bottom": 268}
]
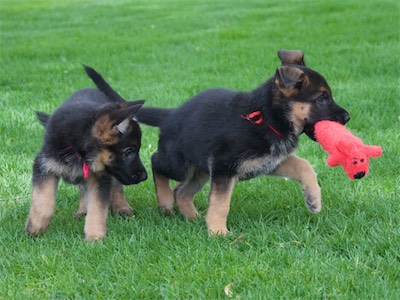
[
  {"left": 135, "top": 107, "right": 172, "bottom": 127},
  {"left": 83, "top": 64, "right": 125, "bottom": 103},
  {"left": 36, "top": 111, "right": 50, "bottom": 127}
]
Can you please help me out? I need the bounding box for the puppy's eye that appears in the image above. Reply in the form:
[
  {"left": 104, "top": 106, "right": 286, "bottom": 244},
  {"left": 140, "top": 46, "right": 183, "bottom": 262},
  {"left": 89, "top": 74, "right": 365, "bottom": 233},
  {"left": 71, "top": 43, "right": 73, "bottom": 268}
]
[
  {"left": 123, "top": 147, "right": 136, "bottom": 158},
  {"left": 317, "top": 92, "right": 329, "bottom": 104}
]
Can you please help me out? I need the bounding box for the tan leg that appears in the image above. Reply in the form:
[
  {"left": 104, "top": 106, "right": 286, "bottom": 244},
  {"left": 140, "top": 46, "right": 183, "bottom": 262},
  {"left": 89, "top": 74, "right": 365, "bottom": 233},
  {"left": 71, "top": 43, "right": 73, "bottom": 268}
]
[
  {"left": 272, "top": 154, "right": 321, "bottom": 213},
  {"left": 110, "top": 181, "right": 133, "bottom": 217},
  {"left": 175, "top": 172, "right": 208, "bottom": 219},
  {"left": 73, "top": 185, "right": 88, "bottom": 218},
  {"left": 205, "top": 176, "right": 236, "bottom": 236},
  {"left": 153, "top": 171, "right": 175, "bottom": 215},
  {"left": 25, "top": 175, "right": 59, "bottom": 236},
  {"left": 84, "top": 177, "right": 111, "bottom": 242}
]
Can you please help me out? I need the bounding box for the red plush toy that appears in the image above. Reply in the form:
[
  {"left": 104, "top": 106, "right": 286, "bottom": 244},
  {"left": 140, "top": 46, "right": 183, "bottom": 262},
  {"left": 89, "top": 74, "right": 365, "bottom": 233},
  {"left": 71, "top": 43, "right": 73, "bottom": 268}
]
[{"left": 314, "top": 120, "right": 382, "bottom": 180}]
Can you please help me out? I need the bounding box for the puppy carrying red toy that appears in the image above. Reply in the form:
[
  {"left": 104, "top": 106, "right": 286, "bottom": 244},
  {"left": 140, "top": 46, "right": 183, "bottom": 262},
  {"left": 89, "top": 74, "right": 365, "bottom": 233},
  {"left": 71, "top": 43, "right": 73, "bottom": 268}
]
[{"left": 314, "top": 121, "right": 382, "bottom": 180}]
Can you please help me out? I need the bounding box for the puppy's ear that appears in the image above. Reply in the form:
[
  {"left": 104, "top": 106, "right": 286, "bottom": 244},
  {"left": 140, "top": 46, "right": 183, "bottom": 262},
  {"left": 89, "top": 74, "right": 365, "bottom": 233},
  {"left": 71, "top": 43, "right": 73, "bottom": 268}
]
[
  {"left": 93, "top": 100, "right": 145, "bottom": 144},
  {"left": 275, "top": 66, "right": 305, "bottom": 97},
  {"left": 114, "top": 100, "right": 145, "bottom": 134},
  {"left": 278, "top": 50, "right": 305, "bottom": 66},
  {"left": 35, "top": 111, "right": 51, "bottom": 127}
]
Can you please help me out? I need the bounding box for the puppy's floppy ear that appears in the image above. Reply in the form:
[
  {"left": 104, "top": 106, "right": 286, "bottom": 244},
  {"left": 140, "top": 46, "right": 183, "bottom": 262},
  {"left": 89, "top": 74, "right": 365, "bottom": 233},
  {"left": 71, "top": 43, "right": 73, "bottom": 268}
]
[
  {"left": 93, "top": 100, "right": 145, "bottom": 144},
  {"left": 278, "top": 50, "right": 305, "bottom": 66},
  {"left": 275, "top": 66, "right": 305, "bottom": 97}
]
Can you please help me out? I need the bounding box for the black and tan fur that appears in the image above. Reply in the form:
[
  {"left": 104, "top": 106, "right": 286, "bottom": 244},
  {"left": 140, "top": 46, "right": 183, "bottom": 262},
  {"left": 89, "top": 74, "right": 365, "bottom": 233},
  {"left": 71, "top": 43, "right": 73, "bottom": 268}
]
[
  {"left": 25, "top": 66, "right": 147, "bottom": 241},
  {"left": 90, "top": 51, "right": 350, "bottom": 235}
]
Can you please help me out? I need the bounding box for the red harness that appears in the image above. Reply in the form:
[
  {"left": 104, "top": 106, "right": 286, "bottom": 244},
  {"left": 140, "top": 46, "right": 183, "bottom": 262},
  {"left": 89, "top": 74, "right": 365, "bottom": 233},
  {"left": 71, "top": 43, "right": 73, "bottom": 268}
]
[{"left": 241, "top": 111, "right": 283, "bottom": 138}]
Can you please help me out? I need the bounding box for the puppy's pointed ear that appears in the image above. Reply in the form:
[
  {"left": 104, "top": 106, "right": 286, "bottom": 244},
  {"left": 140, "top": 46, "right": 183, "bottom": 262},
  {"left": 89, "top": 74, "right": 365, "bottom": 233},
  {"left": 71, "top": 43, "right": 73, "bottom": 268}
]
[
  {"left": 116, "top": 100, "right": 145, "bottom": 119},
  {"left": 275, "top": 66, "right": 305, "bottom": 97},
  {"left": 116, "top": 118, "right": 130, "bottom": 134},
  {"left": 93, "top": 100, "right": 145, "bottom": 144},
  {"left": 114, "top": 100, "right": 145, "bottom": 134},
  {"left": 278, "top": 50, "right": 305, "bottom": 66}
]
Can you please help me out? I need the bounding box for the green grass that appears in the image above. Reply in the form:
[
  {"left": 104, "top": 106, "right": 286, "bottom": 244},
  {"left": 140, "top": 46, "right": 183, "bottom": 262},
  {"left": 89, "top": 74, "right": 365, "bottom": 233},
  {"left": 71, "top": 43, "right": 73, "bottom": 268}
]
[{"left": 1, "top": 0, "right": 399, "bottom": 298}]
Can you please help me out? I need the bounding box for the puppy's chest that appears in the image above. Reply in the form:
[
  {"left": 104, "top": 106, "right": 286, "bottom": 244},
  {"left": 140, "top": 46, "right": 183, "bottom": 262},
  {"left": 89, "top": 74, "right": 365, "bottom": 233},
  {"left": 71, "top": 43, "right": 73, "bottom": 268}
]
[
  {"left": 236, "top": 138, "right": 296, "bottom": 180},
  {"left": 42, "top": 156, "right": 85, "bottom": 184},
  {"left": 237, "top": 153, "right": 287, "bottom": 180}
]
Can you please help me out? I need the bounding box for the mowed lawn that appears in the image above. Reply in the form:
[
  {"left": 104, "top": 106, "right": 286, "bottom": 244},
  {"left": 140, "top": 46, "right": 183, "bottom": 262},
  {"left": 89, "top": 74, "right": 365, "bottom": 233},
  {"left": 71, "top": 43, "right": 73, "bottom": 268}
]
[{"left": 0, "top": 0, "right": 399, "bottom": 298}]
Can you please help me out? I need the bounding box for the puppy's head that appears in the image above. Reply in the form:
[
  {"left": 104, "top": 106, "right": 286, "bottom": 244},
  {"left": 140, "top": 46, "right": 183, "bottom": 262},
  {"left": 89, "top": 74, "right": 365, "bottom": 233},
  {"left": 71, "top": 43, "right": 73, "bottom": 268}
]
[
  {"left": 92, "top": 100, "right": 147, "bottom": 185},
  {"left": 274, "top": 50, "right": 350, "bottom": 140}
]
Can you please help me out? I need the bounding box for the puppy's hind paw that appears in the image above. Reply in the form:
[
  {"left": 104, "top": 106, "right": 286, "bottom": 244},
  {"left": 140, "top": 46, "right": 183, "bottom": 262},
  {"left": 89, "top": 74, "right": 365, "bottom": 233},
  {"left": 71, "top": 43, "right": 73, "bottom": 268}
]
[
  {"left": 73, "top": 209, "right": 87, "bottom": 219},
  {"left": 158, "top": 205, "right": 174, "bottom": 216},
  {"left": 111, "top": 206, "right": 134, "bottom": 218}
]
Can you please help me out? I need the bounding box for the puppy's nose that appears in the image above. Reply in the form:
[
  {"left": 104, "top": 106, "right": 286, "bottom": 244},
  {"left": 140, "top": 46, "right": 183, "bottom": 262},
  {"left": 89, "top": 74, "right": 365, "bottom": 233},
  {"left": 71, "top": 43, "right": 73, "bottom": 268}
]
[
  {"left": 354, "top": 171, "right": 365, "bottom": 179},
  {"left": 139, "top": 170, "right": 148, "bottom": 182},
  {"left": 342, "top": 111, "right": 350, "bottom": 124},
  {"left": 134, "top": 170, "right": 147, "bottom": 183}
]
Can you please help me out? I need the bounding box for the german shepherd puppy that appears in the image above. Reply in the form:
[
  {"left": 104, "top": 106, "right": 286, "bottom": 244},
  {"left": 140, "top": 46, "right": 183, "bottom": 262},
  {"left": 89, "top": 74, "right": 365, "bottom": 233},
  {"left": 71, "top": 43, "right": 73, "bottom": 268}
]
[
  {"left": 25, "top": 66, "right": 147, "bottom": 241},
  {"left": 92, "top": 50, "right": 350, "bottom": 236}
]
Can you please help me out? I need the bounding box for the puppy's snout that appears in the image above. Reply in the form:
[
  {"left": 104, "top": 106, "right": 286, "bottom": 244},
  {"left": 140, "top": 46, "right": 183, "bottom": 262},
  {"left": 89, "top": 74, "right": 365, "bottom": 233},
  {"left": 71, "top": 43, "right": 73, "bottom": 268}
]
[
  {"left": 138, "top": 170, "right": 148, "bottom": 182},
  {"left": 132, "top": 170, "right": 147, "bottom": 183},
  {"left": 354, "top": 171, "right": 365, "bottom": 179},
  {"left": 339, "top": 110, "right": 350, "bottom": 125}
]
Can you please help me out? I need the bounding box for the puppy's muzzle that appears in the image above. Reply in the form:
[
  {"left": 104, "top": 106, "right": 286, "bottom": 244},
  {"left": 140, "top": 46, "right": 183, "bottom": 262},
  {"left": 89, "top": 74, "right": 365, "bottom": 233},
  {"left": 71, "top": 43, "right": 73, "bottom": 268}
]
[
  {"left": 338, "top": 110, "right": 351, "bottom": 125},
  {"left": 131, "top": 170, "right": 147, "bottom": 184}
]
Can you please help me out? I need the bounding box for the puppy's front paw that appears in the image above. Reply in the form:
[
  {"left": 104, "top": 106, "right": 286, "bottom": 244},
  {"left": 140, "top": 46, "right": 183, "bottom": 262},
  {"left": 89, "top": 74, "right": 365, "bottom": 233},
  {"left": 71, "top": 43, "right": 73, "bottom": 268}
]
[
  {"left": 84, "top": 221, "right": 106, "bottom": 242},
  {"left": 303, "top": 185, "right": 322, "bottom": 213},
  {"left": 208, "top": 226, "right": 229, "bottom": 236},
  {"left": 84, "top": 228, "right": 106, "bottom": 242},
  {"left": 84, "top": 233, "right": 105, "bottom": 242},
  {"left": 25, "top": 217, "right": 50, "bottom": 237},
  {"left": 206, "top": 217, "right": 229, "bottom": 236}
]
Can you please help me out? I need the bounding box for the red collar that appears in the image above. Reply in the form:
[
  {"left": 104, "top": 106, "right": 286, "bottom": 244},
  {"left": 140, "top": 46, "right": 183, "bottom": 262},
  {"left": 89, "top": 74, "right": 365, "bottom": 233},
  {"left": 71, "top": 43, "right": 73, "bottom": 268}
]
[
  {"left": 61, "top": 146, "right": 90, "bottom": 179},
  {"left": 75, "top": 151, "right": 90, "bottom": 179},
  {"left": 82, "top": 161, "right": 90, "bottom": 179},
  {"left": 241, "top": 111, "right": 283, "bottom": 138}
]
